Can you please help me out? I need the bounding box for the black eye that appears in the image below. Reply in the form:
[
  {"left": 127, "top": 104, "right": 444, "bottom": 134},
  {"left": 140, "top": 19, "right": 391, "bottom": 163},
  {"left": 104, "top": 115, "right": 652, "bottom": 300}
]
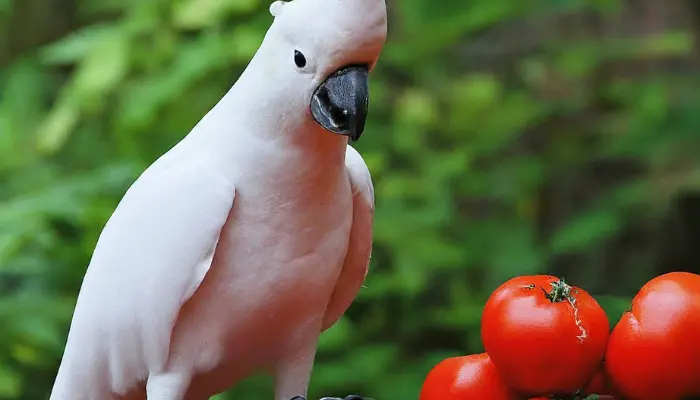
[{"left": 294, "top": 50, "right": 307, "bottom": 68}]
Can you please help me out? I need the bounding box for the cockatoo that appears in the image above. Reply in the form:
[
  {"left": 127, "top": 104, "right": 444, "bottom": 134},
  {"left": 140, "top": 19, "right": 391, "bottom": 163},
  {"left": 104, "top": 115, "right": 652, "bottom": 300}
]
[{"left": 49, "top": 0, "right": 387, "bottom": 398}]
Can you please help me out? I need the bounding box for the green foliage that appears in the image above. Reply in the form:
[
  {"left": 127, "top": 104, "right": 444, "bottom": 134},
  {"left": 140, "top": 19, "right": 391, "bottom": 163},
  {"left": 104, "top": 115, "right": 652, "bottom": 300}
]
[{"left": 2, "top": 0, "right": 700, "bottom": 398}]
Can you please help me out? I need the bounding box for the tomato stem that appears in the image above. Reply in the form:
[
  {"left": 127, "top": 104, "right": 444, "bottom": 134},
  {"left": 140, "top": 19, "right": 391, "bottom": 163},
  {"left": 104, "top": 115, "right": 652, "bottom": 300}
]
[{"left": 543, "top": 277, "right": 574, "bottom": 303}]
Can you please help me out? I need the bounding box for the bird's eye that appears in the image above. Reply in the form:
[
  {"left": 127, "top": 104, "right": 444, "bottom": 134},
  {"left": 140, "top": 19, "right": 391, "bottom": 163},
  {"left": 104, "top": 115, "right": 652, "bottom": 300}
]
[{"left": 294, "top": 50, "right": 307, "bottom": 68}]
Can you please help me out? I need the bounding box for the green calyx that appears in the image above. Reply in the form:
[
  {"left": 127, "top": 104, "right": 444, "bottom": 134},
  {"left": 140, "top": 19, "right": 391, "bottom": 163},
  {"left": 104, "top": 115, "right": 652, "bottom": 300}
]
[{"left": 543, "top": 277, "right": 575, "bottom": 303}]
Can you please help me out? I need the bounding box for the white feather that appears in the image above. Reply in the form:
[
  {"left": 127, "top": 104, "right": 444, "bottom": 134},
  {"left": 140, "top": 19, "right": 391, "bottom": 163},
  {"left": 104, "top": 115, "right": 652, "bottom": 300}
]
[
  {"left": 51, "top": 139, "right": 235, "bottom": 399},
  {"left": 321, "top": 145, "right": 375, "bottom": 331}
]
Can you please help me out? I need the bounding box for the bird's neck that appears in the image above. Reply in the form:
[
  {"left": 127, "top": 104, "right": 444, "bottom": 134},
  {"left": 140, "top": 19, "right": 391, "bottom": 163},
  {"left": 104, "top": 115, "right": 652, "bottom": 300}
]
[{"left": 185, "top": 63, "right": 348, "bottom": 181}]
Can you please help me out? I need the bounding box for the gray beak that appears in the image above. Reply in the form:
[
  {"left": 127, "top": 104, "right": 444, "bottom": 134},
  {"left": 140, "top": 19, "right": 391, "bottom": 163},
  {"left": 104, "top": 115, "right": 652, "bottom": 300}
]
[{"left": 310, "top": 65, "right": 369, "bottom": 142}]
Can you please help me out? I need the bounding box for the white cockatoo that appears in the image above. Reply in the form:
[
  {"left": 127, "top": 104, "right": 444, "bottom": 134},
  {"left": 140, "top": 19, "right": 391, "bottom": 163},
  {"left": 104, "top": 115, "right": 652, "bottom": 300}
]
[{"left": 49, "top": 0, "right": 387, "bottom": 398}]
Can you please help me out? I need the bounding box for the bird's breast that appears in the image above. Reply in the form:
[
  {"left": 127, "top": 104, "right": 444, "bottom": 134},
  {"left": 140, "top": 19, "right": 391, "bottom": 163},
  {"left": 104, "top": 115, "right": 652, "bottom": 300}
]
[
  {"left": 218, "top": 172, "right": 353, "bottom": 295},
  {"left": 171, "top": 166, "right": 354, "bottom": 366}
]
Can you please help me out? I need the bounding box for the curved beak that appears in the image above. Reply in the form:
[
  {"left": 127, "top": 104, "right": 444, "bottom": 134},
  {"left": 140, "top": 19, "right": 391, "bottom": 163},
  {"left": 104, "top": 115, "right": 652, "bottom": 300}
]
[{"left": 310, "top": 65, "right": 369, "bottom": 142}]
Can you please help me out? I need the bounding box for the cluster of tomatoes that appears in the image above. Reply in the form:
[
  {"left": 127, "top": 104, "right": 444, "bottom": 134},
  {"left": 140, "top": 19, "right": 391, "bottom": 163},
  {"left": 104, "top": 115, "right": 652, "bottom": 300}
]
[{"left": 419, "top": 272, "right": 700, "bottom": 400}]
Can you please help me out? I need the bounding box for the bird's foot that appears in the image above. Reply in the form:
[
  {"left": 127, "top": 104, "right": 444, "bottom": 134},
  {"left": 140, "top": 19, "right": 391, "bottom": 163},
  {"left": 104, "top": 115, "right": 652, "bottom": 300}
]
[{"left": 290, "top": 396, "right": 367, "bottom": 400}]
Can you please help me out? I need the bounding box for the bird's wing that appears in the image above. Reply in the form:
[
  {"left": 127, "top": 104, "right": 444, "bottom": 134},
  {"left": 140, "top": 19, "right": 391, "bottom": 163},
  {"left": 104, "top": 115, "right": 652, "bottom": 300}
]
[
  {"left": 68, "top": 147, "right": 235, "bottom": 372},
  {"left": 321, "top": 145, "right": 375, "bottom": 331}
]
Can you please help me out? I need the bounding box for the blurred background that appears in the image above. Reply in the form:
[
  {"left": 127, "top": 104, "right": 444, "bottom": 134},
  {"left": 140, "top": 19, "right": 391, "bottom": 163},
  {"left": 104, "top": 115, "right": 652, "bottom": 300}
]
[{"left": 2, "top": 0, "right": 700, "bottom": 398}]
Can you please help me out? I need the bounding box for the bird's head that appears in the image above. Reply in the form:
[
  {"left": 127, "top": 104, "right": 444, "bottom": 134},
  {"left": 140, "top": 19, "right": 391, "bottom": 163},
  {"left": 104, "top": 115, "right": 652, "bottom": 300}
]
[{"left": 258, "top": 0, "right": 387, "bottom": 142}]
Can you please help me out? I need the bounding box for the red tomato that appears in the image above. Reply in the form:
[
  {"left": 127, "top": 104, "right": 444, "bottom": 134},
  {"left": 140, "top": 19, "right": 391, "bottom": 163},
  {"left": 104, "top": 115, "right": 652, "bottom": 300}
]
[
  {"left": 419, "top": 353, "right": 519, "bottom": 400},
  {"left": 583, "top": 364, "right": 613, "bottom": 396},
  {"left": 528, "top": 397, "right": 615, "bottom": 400},
  {"left": 605, "top": 271, "right": 700, "bottom": 400},
  {"left": 481, "top": 275, "right": 610, "bottom": 397}
]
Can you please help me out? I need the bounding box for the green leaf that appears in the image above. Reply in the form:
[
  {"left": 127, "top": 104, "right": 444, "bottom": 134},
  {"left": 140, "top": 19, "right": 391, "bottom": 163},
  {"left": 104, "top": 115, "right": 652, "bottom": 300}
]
[
  {"left": 550, "top": 210, "right": 620, "bottom": 254},
  {"left": 35, "top": 100, "right": 79, "bottom": 154},
  {"left": 172, "top": 0, "right": 260, "bottom": 29},
  {"left": 0, "top": 366, "right": 20, "bottom": 398},
  {"left": 39, "top": 25, "right": 115, "bottom": 65},
  {"left": 72, "top": 29, "right": 130, "bottom": 104}
]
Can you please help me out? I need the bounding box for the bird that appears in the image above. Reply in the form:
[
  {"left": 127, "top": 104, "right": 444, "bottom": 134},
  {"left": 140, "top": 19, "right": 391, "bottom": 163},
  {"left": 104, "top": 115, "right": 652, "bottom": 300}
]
[{"left": 48, "top": 0, "right": 387, "bottom": 399}]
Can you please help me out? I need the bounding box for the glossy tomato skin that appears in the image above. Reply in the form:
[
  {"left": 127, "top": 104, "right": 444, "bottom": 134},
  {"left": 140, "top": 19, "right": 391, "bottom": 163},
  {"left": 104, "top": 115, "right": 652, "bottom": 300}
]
[
  {"left": 482, "top": 275, "right": 610, "bottom": 397},
  {"left": 605, "top": 271, "right": 700, "bottom": 400},
  {"left": 419, "top": 353, "right": 519, "bottom": 400}
]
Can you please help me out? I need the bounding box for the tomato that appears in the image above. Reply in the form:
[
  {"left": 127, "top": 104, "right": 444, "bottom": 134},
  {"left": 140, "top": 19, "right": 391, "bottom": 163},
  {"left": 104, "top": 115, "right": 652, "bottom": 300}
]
[
  {"left": 419, "top": 353, "right": 519, "bottom": 400},
  {"left": 528, "top": 397, "right": 615, "bottom": 400},
  {"left": 481, "top": 275, "right": 610, "bottom": 397},
  {"left": 605, "top": 271, "right": 700, "bottom": 400},
  {"left": 583, "top": 363, "right": 613, "bottom": 396},
  {"left": 528, "top": 365, "right": 617, "bottom": 399}
]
